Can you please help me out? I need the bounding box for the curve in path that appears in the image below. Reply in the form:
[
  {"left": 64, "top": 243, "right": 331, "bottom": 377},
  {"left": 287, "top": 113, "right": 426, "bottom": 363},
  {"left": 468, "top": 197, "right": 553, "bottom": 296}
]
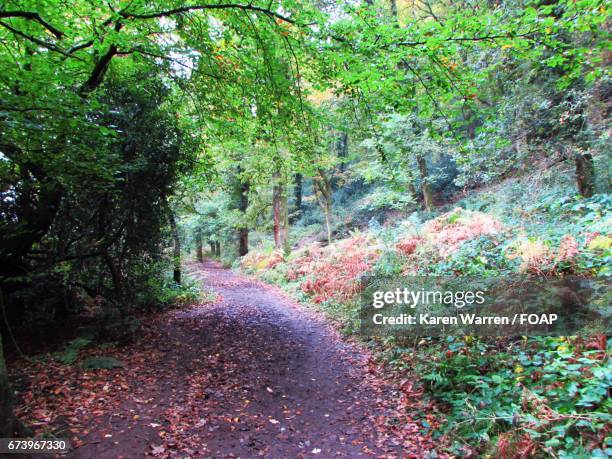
[{"left": 71, "top": 260, "right": 434, "bottom": 458}]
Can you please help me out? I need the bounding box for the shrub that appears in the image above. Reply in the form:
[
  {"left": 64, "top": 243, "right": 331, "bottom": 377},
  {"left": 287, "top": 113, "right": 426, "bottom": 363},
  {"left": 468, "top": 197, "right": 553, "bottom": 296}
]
[
  {"left": 422, "top": 208, "right": 504, "bottom": 257},
  {"left": 241, "top": 249, "right": 285, "bottom": 272},
  {"left": 293, "top": 233, "right": 381, "bottom": 303},
  {"left": 418, "top": 336, "right": 611, "bottom": 457}
]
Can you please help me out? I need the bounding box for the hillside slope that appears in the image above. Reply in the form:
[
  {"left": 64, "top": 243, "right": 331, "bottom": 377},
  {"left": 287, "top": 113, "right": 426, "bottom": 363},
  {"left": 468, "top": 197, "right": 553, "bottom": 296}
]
[{"left": 239, "top": 163, "right": 611, "bottom": 457}]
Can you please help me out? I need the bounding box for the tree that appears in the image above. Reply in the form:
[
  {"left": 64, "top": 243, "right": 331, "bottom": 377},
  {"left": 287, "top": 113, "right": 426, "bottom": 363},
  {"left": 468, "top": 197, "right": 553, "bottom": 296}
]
[
  {"left": 358, "top": 113, "right": 448, "bottom": 211},
  {"left": 314, "top": 169, "right": 334, "bottom": 244},
  {"left": 230, "top": 169, "right": 251, "bottom": 257},
  {"left": 195, "top": 229, "right": 204, "bottom": 263},
  {"left": 312, "top": 0, "right": 608, "bottom": 193},
  {"left": 166, "top": 203, "right": 182, "bottom": 285},
  {"left": 0, "top": 0, "right": 317, "bottom": 434},
  {"left": 575, "top": 153, "right": 595, "bottom": 198},
  {"left": 291, "top": 174, "right": 303, "bottom": 223},
  {"left": 273, "top": 173, "right": 291, "bottom": 254}
]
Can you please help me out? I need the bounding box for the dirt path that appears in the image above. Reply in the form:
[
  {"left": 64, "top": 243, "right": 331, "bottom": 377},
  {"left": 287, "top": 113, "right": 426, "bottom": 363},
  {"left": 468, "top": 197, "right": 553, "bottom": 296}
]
[{"left": 65, "top": 260, "right": 435, "bottom": 458}]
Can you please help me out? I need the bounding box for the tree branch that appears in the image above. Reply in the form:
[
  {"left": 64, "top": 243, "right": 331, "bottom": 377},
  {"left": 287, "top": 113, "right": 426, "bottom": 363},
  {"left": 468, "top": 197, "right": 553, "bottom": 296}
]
[
  {"left": 79, "top": 21, "right": 124, "bottom": 95},
  {"left": 73, "top": 3, "right": 295, "bottom": 95},
  {"left": 119, "top": 3, "right": 296, "bottom": 24},
  {"left": 395, "top": 30, "right": 539, "bottom": 47},
  {"left": 0, "top": 11, "right": 63, "bottom": 38},
  {"left": 67, "top": 40, "right": 94, "bottom": 54},
  {"left": 79, "top": 44, "right": 118, "bottom": 95},
  {"left": 400, "top": 59, "right": 461, "bottom": 144},
  {"left": 0, "top": 21, "right": 73, "bottom": 58}
]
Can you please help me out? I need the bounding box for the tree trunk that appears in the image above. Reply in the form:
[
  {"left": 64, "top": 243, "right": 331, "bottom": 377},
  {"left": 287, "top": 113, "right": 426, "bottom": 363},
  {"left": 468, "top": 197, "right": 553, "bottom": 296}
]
[
  {"left": 0, "top": 326, "right": 28, "bottom": 438},
  {"left": 323, "top": 202, "right": 333, "bottom": 245},
  {"left": 238, "top": 179, "right": 249, "bottom": 256},
  {"left": 389, "top": 0, "right": 398, "bottom": 20},
  {"left": 330, "top": 132, "right": 347, "bottom": 190},
  {"left": 575, "top": 153, "right": 595, "bottom": 197},
  {"left": 314, "top": 169, "right": 334, "bottom": 245},
  {"left": 272, "top": 175, "right": 289, "bottom": 254},
  {"left": 167, "top": 206, "right": 181, "bottom": 285},
  {"left": 195, "top": 229, "right": 203, "bottom": 262},
  {"left": 214, "top": 241, "right": 221, "bottom": 257},
  {"left": 103, "top": 252, "right": 123, "bottom": 298},
  {"left": 0, "top": 329, "right": 14, "bottom": 437},
  {"left": 408, "top": 182, "right": 420, "bottom": 205},
  {"left": 416, "top": 155, "right": 433, "bottom": 211},
  {"left": 291, "top": 173, "right": 303, "bottom": 223},
  {"left": 238, "top": 229, "right": 248, "bottom": 257},
  {"left": 0, "top": 177, "right": 63, "bottom": 285},
  {"left": 273, "top": 184, "right": 282, "bottom": 249}
]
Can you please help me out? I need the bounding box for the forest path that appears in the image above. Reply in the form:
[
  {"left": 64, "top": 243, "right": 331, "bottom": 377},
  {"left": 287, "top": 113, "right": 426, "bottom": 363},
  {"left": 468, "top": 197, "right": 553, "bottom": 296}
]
[{"left": 71, "top": 260, "right": 434, "bottom": 458}]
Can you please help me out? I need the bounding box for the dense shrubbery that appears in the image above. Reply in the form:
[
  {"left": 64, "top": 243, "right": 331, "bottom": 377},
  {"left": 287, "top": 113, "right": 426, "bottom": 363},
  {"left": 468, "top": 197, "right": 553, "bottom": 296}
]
[
  {"left": 412, "top": 336, "right": 610, "bottom": 458},
  {"left": 290, "top": 234, "right": 380, "bottom": 303},
  {"left": 1, "top": 74, "right": 197, "bottom": 353}
]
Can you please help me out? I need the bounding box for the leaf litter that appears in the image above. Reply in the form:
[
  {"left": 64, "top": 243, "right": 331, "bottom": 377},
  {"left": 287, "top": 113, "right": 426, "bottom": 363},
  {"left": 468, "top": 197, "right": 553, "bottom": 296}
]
[{"left": 10, "top": 260, "right": 446, "bottom": 458}]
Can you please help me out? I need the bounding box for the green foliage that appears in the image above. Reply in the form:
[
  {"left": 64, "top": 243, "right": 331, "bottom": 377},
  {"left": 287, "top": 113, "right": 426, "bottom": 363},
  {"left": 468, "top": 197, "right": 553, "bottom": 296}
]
[
  {"left": 417, "top": 336, "right": 611, "bottom": 457},
  {"left": 51, "top": 337, "right": 92, "bottom": 365},
  {"left": 357, "top": 187, "right": 415, "bottom": 213},
  {"left": 257, "top": 262, "right": 290, "bottom": 286},
  {"left": 81, "top": 356, "right": 124, "bottom": 370},
  {"left": 136, "top": 264, "right": 202, "bottom": 310},
  {"left": 0, "top": 0, "right": 609, "bottom": 453},
  {"left": 430, "top": 235, "right": 517, "bottom": 276}
]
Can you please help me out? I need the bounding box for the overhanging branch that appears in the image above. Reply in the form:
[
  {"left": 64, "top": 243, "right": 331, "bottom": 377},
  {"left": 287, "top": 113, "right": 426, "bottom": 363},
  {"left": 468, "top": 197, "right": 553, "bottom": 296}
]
[
  {"left": 118, "top": 3, "right": 296, "bottom": 24},
  {"left": 79, "top": 44, "right": 119, "bottom": 95},
  {"left": 0, "top": 11, "right": 63, "bottom": 38},
  {"left": 395, "top": 30, "right": 540, "bottom": 48},
  {"left": 0, "top": 21, "right": 73, "bottom": 58}
]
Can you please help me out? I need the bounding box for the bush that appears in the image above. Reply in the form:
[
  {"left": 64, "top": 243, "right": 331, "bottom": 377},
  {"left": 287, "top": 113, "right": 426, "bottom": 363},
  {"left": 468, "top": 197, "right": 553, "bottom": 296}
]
[
  {"left": 417, "top": 336, "right": 611, "bottom": 458},
  {"left": 136, "top": 262, "right": 202, "bottom": 310},
  {"left": 295, "top": 233, "right": 380, "bottom": 303}
]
